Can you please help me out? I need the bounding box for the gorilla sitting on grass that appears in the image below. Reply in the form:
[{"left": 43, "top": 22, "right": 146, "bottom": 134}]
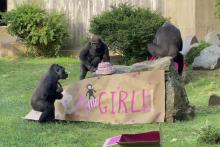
[{"left": 31, "top": 64, "right": 68, "bottom": 123}]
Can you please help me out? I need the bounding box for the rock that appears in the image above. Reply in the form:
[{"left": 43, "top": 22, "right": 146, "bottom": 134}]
[
  {"left": 113, "top": 65, "right": 131, "bottom": 74},
  {"left": 181, "top": 36, "right": 198, "bottom": 55},
  {"left": 0, "top": 42, "right": 23, "bottom": 57},
  {"left": 0, "top": 26, "right": 25, "bottom": 57},
  {"left": 166, "top": 65, "right": 195, "bottom": 121},
  {"left": 90, "top": 65, "right": 131, "bottom": 77},
  {"left": 208, "top": 94, "right": 220, "bottom": 106},
  {"left": 192, "top": 45, "right": 220, "bottom": 70},
  {"left": 182, "top": 43, "right": 199, "bottom": 57},
  {"left": 94, "top": 57, "right": 172, "bottom": 75},
  {"left": 205, "top": 32, "right": 220, "bottom": 45},
  {"left": 131, "top": 57, "right": 171, "bottom": 72}
]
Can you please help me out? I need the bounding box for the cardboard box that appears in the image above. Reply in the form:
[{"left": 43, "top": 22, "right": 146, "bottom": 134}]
[{"left": 103, "top": 131, "right": 161, "bottom": 147}]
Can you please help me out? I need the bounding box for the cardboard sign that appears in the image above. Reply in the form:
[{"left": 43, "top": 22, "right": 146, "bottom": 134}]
[{"left": 55, "top": 70, "right": 165, "bottom": 124}]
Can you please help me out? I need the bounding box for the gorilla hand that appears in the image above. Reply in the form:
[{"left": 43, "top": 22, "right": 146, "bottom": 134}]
[
  {"left": 56, "top": 93, "right": 63, "bottom": 100},
  {"left": 89, "top": 66, "right": 97, "bottom": 72},
  {"left": 56, "top": 87, "right": 63, "bottom": 93},
  {"left": 91, "top": 57, "right": 101, "bottom": 67}
]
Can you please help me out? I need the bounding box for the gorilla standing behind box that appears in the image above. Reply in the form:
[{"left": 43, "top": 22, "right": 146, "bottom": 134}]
[
  {"left": 148, "top": 22, "right": 184, "bottom": 75},
  {"left": 31, "top": 64, "right": 68, "bottom": 123},
  {"left": 79, "top": 35, "right": 110, "bottom": 80}
]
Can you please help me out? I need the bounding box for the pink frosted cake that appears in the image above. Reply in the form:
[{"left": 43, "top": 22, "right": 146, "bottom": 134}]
[{"left": 96, "top": 62, "right": 115, "bottom": 75}]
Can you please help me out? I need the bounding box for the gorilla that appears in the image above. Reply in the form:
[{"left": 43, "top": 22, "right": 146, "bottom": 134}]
[
  {"left": 31, "top": 64, "right": 68, "bottom": 123},
  {"left": 148, "top": 22, "right": 184, "bottom": 75},
  {"left": 79, "top": 35, "right": 110, "bottom": 80}
]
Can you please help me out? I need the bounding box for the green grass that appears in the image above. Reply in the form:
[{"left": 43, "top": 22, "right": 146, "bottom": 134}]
[{"left": 0, "top": 57, "right": 220, "bottom": 147}]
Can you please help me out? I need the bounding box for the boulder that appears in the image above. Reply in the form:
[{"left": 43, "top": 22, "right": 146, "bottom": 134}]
[
  {"left": 182, "top": 43, "right": 199, "bottom": 57},
  {"left": 208, "top": 94, "right": 220, "bottom": 106},
  {"left": 113, "top": 65, "right": 131, "bottom": 74},
  {"left": 0, "top": 26, "right": 25, "bottom": 57},
  {"left": 205, "top": 32, "right": 220, "bottom": 45},
  {"left": 131, "top": 57, "right": 171, "bottom": 72},
  {"left": 181, "top": 36, "right": 198, "bottom": 56},
  {"left": 192, "top": 45, "right": 220, "bottom": 70}
]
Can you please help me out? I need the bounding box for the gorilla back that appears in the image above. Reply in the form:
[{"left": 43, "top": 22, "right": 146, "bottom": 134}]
[
  {"left": 31, "top": 64, "right": 68, "bottom": 123},
  {"left": 148, "top": 22, "right": 184, "bottom": 75}
]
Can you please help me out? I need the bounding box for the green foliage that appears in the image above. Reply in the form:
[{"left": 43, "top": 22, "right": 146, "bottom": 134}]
[
  {"left": 197, "top": 124, "right": 220, "bottom": 145},
  {"left": 2, "top": 4, "right": 69, "bottom": 57},
  {"left": 89, "top": 4, "right": 166, "bottom": 65},
  {"left": 215, "top": 0, "right": 220, "bottom": 19},
  {"left": 185, "top": 41, "right": 210, "bottom": 65}
]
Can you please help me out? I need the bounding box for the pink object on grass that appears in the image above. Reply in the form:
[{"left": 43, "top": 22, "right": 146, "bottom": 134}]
[{"left": 103, "top": 131, "right": 160, "bottom": 147}]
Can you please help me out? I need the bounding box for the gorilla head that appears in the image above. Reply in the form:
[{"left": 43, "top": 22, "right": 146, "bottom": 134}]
[
  {"left": 90, "top": 35, "right": 102, "bottom": 53},
  {"left": 49, "top": 64, "right": 68, "bottom": 80},
  {"left": 79, "top": 35, "right": 110, "bottom": 80}
]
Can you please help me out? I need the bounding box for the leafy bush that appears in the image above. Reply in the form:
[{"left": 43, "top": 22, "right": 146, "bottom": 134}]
[
  {"left": 90, "top": 4, "right": 166, "bottom": 65},
  {"left": 197, "top": 124, "right": 220, "bottom": 145},
  {"left": 185, "top": 41, "right": 210, "bottom": 65},
  {"left": 2, "top": 4, "right": 69, "bottom": 57}
]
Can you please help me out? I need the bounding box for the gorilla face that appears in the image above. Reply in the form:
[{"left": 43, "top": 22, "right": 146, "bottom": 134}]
[
  {"left": 51, "top": 64, "right": 68, "bottom": 79},
  {"left": 91, "top": 41, "right": 101, "bottom": 52},
  {"left": 90, "top": 35, "right": 102, "bottom": 52},
  {"left": 89, "top": 41, "right": 102, "bottom": 56}
]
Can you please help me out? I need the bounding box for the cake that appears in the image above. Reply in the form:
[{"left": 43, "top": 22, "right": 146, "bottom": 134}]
[{"left": 95, "top": 62, "right": 115, "bottom": 75}]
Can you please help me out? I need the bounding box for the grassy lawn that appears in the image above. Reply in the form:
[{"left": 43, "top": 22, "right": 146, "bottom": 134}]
[{"left": 0, "top": 57, "right": 220, "bottom": 147}]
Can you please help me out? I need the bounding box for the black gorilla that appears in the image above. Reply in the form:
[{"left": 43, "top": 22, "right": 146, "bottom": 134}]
[
  {"left": 79, "top": 35, "right": 110, "bottom": 80},
  {"left": 148, "top": 22, "right": 184, "bottom": 75},
  {"left": 31, "top": 64, "right": 68, "bottom": 123}
]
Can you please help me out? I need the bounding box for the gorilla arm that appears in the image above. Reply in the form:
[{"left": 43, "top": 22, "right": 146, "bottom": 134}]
[
  {"left": 56, "top": 82, "right": 63, "bottom": 93},
  {"left": 79, "top": 44, "right": 96, "bottom": 72},
  {"left": 102, "top": 43, "right": 110, "bottom": 62},
  {"left": 44, "top": 81, "right": 63, "bottom": 101}
]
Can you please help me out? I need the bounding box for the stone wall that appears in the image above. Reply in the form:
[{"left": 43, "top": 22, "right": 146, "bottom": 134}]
[
  {"left": 163, "top": 0, "right": 220, "bottom": 40},
  {"left": 163, "top": 0, "right": 196, "bottom": 39},
  {"left": 195, "top": 0, "right": 220, "bottom": 39}
]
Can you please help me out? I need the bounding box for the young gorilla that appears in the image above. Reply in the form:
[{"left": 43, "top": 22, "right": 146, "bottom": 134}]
[
  {"left": 148, "top": 22, "right": 184, "bottom": 75},
  {"left": 79, "top": 35, "right": 110, "bottom": 80},
  {"left": 31, "top": 64, "right": 68, "bottom": 123}
]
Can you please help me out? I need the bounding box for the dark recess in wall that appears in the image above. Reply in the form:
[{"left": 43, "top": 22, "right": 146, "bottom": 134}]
[{"left": 0, "top": 0, "right": 7, "bottom": 26}]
